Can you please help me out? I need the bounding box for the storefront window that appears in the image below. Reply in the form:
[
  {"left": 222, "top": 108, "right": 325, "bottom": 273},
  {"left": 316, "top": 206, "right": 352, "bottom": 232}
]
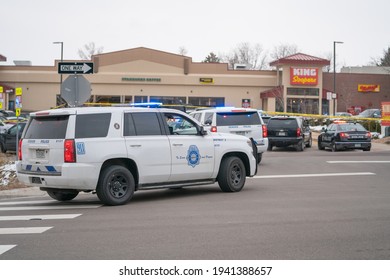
[
  {"left": 287, "top": 88, "right": 319, "bottom": 96},
  {"left": 124, "top": 95, "right": 132, "bottom": 103},
  {"left": 95, "top": 95, "right": 121, "bottom": 104},
  {"left": 188, "top": 97, "right": 224, "bottom": 107},
  {"left": 150, "top": 96, "right": 186, "bottom": 104},
  {"left": 322, "top": 99, "right": 330, "bottom": 115},
  {"left": 134, "top": 95, "right": 148, "bottom": 103},
  {"left": 287, "top": 98, "right": 319, "bottom": 114}
]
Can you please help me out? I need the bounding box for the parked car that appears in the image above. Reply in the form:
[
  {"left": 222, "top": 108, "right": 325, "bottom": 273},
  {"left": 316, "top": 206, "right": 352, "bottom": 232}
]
[
  {"left": 267, "top": 116, "right": 312, "bottom": 151},
  {"left": 335, "top": 112, "right": 353, "bottom": 117},
  {"left": 0, "top": 110, "right": 16, "bottom": 118},
  {"left": 0, "top": 120, "right": 14, "bottom": 134},
  {"left": 317, "top": 121, "right": 371, "bottom": 152},
  {"left": 357, "top": 109, "right": 381, "bottom": 118},
  {"left": 257, "top": 110, "right": 271, "bottom": 125},
  {"left": 190, "top": 107, "right": 268, "bottom": 163},
  {"left": 0, "top": 122, "right": 27, "bottom": 153},
  {"left": 4, "top": 116, "right": 28, "bottom": 123}
]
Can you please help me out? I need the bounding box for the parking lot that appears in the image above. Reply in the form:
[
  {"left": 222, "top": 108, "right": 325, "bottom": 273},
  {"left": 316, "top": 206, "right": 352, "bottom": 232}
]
[{"left": 0, "top": 143, "right": 389, "bottom": 260}]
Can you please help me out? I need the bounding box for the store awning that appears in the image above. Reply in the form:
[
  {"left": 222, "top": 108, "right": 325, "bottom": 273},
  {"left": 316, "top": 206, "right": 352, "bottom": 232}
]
[
  {"left": 260, "top": 86, "right": 283, "bottom": 99},
  {"left": 0, "top": 83, "right": 15, "bottom": 94}
]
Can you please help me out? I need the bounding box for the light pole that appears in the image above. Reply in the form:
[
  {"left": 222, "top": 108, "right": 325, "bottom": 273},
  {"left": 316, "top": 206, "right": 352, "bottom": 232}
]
[
  {"left": 53, "top": 41, "right": 64, "bottom": 89},
  {"left": 333, "top": 41, "right": 343, "bottom": 115}
]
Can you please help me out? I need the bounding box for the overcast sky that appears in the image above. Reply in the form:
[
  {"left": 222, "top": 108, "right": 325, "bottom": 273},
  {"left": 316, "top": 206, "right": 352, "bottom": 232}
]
[{"left": 1, "top": 0, "right": 389, "bottom": 69}]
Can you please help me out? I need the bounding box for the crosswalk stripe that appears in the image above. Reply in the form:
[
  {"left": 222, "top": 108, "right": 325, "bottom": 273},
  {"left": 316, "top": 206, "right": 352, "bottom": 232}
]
[
  {"left": 0, "top": 245, "right": 17, "bottom": 255},
  {"left": 0, "top": 205, "right": 101, "bottom": 211},
  {"left": 0, "top": 214, "right": 82, "bottom": 221},
  {"left": 0, "top": 227, "right": 52, "bottom": 234},
  {"left": 0, "top": 200, "right": 59, "bottom": 206}
]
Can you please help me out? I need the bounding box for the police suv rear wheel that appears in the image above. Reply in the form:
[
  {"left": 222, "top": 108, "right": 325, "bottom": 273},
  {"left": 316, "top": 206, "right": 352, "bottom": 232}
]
[
  {"left": 97, "top": 165, "right": 135, "bottom": 206},
  {"left": 217, "top": 156, "right": 246, "bottom": 192}
]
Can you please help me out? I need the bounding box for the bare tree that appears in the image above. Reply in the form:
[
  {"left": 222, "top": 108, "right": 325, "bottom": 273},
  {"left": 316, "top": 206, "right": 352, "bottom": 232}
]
[
  {"left": 320, "top": 52, "right": 333, "bottom": 72},
  {"left": 178, "top": 46, "right": 188, "bottom": 56},
  {"left": 78, "top": 42, "right": 103, "bottom": 60},
  {"left": 220, "top": 42, "right": 268, "bottom": 70},
  {"left": 270, "top": 43, "right": 299, "bottom": 60}
]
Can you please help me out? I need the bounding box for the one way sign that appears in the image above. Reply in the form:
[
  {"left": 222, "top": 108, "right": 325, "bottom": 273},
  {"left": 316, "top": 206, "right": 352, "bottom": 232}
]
[{"left": 58, "top": 62, "right": 94, "bottom": 74}]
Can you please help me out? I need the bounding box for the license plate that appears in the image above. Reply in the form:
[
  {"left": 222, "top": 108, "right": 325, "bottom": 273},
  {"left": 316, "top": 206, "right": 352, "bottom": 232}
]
[
  {"left": 36, "top": 149, "right": 45, "bottom": 159},
  {"left": 354, "top": 144, "right": 361, "bottom": 147},
  {"left": 235, "top": 131, "right": 245, "bottom": 136},
  {"left": 278, "top": 132, "right": 286, "bottom": 136}
]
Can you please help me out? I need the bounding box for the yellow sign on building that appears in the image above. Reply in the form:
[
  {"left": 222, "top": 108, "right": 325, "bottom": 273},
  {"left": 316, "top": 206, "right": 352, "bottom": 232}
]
[{"left": 16, "top": 87, "right": 23, "bottom": 96}]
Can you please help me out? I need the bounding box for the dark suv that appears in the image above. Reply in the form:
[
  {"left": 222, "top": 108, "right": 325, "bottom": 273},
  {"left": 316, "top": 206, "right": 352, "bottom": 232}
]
[{"left": 266, "top": 116, "right": 312, "bottom": 151}]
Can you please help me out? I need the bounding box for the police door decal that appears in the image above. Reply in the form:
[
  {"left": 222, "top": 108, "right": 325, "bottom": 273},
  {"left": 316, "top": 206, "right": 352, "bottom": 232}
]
[{"left": 186, "top": 145, "right": 200, "bottom": 167}]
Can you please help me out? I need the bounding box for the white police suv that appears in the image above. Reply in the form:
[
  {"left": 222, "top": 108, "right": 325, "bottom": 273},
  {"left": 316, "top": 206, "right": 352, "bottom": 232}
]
[
  {"left": 16, "top": 107, "right": 258, "bottom": 205},
  {"left": 190, "top": 107, "right": 268, "bottom": 163}
]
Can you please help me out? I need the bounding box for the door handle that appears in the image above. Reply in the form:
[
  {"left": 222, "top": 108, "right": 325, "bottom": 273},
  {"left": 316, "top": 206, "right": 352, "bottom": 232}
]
[
  {"left": 130, "top": 144, "right": 142, "bottom": 147},
  {"left": 172, "top": 143, "right": 183, "bottom": 147}
]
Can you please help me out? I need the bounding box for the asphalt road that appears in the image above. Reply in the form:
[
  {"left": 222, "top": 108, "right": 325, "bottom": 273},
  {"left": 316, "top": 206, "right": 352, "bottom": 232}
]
[{"left": 1, "top": 146, "right": 390, "bottom": 260}]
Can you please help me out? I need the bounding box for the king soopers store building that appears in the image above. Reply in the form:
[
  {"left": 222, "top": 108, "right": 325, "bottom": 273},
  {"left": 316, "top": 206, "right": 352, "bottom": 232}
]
[{"left": 1, "top": 47, "right": 389, "bottom": 115}]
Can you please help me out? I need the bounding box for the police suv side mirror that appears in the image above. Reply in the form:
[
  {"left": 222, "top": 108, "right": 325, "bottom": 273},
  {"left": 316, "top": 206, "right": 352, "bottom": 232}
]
[{"left": 198, "top": 126, "right": 207, "bottom": 136}]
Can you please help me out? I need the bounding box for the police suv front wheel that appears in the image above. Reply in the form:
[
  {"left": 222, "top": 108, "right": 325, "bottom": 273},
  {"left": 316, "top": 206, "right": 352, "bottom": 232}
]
[
  {"left": 97, "top": 165, "right": 135, "bottom": 206},
  {"left": 217, "top": 156, "right": 246, "bottom": 192}
]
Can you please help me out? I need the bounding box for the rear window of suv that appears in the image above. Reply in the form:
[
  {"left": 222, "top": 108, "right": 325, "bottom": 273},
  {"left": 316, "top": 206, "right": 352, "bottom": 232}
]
[
  {"left": 267, "top": 118, "right": 298, "bottom": 129},
  {"left": 24, "top": 116, "right": 69, "bottom": 139},
  {"left": 216, "top": 112, "right": 261, "bottom": 126}
]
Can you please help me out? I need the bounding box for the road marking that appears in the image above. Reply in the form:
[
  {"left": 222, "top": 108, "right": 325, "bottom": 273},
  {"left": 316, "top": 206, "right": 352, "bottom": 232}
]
[
  {"left": 0, "top": 214, "right": 82, "bottom": 221},
  {"left": 250, "top": 172, "right": 375, "bottom": 179},
  {"left": 327, "top": 161, "right": 390, "bottom": 163},
  {"left": 0, "top": 205, "right": 101, "bottom": 211},
  {"left": 0, "top": 245, "right": 17, "bottom": 255},
  {"left": 0, "top": 200, "right": 59, "bottom": 206},
  {"left": 0, "top": 227, "right": 52, "bottom": 234}
]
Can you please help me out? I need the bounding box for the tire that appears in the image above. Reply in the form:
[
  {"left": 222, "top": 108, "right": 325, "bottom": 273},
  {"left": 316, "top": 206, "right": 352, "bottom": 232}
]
[
  {"left": 363, "top": 146, "right": 371, "bottom": 151},
  {"left": 0, "top": 143, "right": 6, "bottom": 153},
  {"left": 257, "top": 153, "right": 262, "bottom": 164},
  {"left": 96, "top": 165, "right": 135, "bottom": 206},
  {"left": 267, "top": 144, "right": 273, "bottom": 151},
  {"left": 47, "top": 190, "right": 79, "bottom": 201},
  {"left": 331, "top": 140, "right": 338, "bottom": 152},
  {"left": 296, "top": 140, "right": 305, "bottom": 151},
  {"left": 306, "top": 136, "right": 312, "bottom": 148},
  {"left": 318, "top": 139, "right": 325, "bottom": 150},
  {"left": 217, "top": 156, "right": 246, "bottom": 192}
]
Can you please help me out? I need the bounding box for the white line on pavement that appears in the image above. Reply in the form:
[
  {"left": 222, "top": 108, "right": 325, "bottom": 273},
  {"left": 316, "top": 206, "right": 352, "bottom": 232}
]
[
  {"left": 0, "top": 227, "right": 52, "bottom": 234},
  {"left": 327, "top": 161, "right": 390, "bottom": 163},
  {"left": 250, "top": 172, "right": 375, "bottom": 179},
  {"left": 0, "top": 245, "right": 17, "bottom": 255},
  {"left": 0, "top": 205, "right": 101, "bottom": 211},
  {"left": 0, "top": 200, "right": 59, "bottom": 206},
  {"left": 0, "top": 214, "right": 82, "bottom": 221}
]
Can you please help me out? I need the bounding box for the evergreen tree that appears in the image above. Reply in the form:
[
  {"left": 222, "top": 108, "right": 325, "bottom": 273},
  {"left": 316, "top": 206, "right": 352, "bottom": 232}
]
[{"left": 203, "top": 52, "right": 220, "bottom": 63}]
